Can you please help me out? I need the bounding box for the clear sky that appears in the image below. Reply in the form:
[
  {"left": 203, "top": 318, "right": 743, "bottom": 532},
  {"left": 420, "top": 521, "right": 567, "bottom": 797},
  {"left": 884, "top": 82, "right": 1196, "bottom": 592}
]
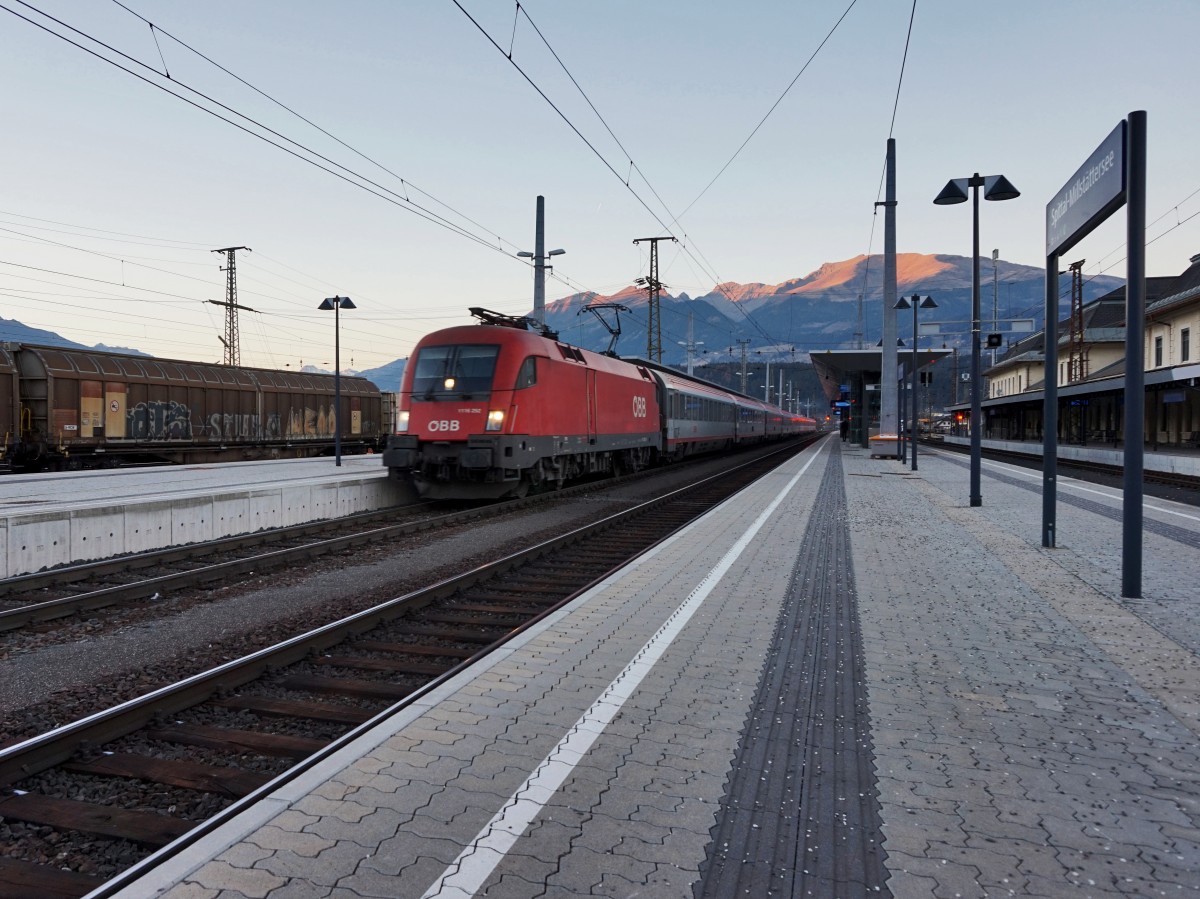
[{"left": 1, "top": 1, "right": 1197, "bottom": 378}]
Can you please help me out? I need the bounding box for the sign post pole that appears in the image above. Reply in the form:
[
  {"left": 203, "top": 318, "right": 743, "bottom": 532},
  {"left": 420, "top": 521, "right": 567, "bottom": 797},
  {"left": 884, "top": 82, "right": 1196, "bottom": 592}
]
[{"left": 1043, "top": 114, "right": 1144, "bottom": 597}]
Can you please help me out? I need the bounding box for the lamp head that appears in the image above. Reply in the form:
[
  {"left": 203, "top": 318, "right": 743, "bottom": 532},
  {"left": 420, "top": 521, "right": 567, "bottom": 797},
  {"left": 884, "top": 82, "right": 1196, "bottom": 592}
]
[
  {"left": 919, "top": 296, "right": 938, "bottom": 309},
  {"left": 894, "top": 297, "right": 912, "bottom": 310},
  {"left": 933, "top": 178, "right": 970, "bottom": 205},
  {"left": 517, "top": 251, "right": 534, "bottom": 258},
  {"left": 984, "top": 174, "right": 1020, "bottom": 201},
  {"left": 548, "top": 249, "right": 566, "bottom": 257}
]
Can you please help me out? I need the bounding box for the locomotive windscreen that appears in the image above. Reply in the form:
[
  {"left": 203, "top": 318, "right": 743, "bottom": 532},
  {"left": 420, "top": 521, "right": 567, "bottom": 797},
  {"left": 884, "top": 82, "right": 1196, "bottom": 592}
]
[{"left": 411, "top": 344, "right": 500, "bottom": 399}]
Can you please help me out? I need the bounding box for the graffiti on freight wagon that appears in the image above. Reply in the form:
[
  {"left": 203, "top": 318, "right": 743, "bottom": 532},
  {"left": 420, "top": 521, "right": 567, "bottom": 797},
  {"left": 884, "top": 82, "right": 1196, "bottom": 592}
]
[
  {"left": 126, "top": 401, "right": 336, "bottom": 441},
  {"left": 127, "top": 400, "right": 192, "bottom": 440},
  {"left": 202, "top": 412, "right": 282, "bottom": 440}
]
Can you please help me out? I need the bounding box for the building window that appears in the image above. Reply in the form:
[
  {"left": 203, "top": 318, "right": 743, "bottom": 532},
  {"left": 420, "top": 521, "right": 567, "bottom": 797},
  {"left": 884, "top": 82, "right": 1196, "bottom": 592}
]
[
  {"left": 1183, "top": 328, "right": 1191, "bottom": 362},
  {"left": 1154, "top": 335, "right": 1163, "bottom": 367}
]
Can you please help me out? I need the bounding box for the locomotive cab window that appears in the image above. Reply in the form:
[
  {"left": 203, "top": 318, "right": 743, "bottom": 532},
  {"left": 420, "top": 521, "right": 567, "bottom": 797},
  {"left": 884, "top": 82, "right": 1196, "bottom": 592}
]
[
  {"left": 515, "top": 356, "right": 538, "bottom": 389},
  {"left": 412, "top": 344, "right": 500, "bottom": 399}
]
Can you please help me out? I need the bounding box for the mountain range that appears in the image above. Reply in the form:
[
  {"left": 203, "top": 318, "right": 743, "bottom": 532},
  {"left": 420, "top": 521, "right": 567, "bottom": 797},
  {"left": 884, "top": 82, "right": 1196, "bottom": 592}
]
[
  {"left": 1, "top": 253, "right": 1123, "bottom": 387},
  {"left": 542, "top": 253, "right": 1124, "bottom": 367}
]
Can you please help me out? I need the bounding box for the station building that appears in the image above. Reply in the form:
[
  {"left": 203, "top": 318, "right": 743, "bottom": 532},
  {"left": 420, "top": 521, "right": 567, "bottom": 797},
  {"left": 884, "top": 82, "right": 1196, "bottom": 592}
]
[{"left": 961, "top": 252, "right": 1200, "bottom": 450}]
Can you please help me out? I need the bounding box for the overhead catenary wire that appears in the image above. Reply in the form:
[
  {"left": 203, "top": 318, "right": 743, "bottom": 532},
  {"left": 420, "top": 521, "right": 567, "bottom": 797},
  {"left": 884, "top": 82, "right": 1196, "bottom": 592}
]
[
  {"left": 0, "top": 1, "right": 584, "bottom": 364},
  {"left": 5, "top": 0, "right": 620, "bottom": 353},
  {"left": 457, "top": 2, "right": 790, "bottom": 349},
  {"left": 511, "top": 3, "right": 680, "bottom": 243},
  {"left": 0, "top": 209, "right": 393, "bottom": 313},
  {"left": 11, "top": 0, "right": 824, "bottom": 363},
  {"left": 451, "top": 1, "right": 682, "bottom": 245},
  {"left": 498, "top": 0, "right": 872, "bottom": 355},
  {"left": 107, "top": 0, "right": 527, "bottom": 262},
  {"left": 0, "top": 209, "right": 217, "bottom": 249},
  {"left": 1, "top": 0, "right": 528, "bottom": 260},
  {"left": 673, "top": 0, "right": 861, "bottom": 226}
]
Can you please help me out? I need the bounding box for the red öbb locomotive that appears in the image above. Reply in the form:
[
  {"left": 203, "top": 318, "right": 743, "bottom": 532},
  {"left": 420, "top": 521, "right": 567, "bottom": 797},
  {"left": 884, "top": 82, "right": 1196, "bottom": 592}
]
[{"left": 382, "top": 309, "right": 815, "bottom": 499}]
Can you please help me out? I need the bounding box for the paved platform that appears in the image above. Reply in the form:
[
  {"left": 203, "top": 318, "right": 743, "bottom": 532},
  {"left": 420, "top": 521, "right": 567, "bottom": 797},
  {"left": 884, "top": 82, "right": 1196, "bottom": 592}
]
[
  {"left": 106, "top": 437, "right": 1200, "bottom": 898},
  {"left": 0, "top": 457, "right": 409, "bottom": 578}
]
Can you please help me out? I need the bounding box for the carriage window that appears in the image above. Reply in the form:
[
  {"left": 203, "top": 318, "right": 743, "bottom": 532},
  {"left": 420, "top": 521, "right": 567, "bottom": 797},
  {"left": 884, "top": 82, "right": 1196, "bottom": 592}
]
[
  {"left": 515, "top": 356, "right": 538, "bottom": 389},
  {"left": 411, "top": 344, "right": 500, "bottom": 399}
]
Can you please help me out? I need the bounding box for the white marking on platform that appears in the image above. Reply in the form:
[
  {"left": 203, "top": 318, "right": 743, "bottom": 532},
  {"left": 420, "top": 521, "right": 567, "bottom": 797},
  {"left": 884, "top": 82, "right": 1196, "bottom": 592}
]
[
  {"left": 945, "top": 451, "right": 1200, "bottom": 524},
  {"left": 420, "top": 447, "right": 825, "bottom": 898}
]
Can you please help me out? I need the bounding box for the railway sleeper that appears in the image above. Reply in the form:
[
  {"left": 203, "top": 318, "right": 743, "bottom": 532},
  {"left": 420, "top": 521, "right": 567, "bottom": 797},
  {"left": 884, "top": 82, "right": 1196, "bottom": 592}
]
[
  {"left": 0, "top": 792, "right": 192, "bottom": 846},
  {"left": 276, "top": 675, "right": 418, "bottom": 700},
  {"left": 145, "top": 725, "right": 325, "bottom": 760},
  {"left": 422, "top": 611, "right": 528, "bottom": 628},
  {"left": 63, "top": 752, "right": 271, "bottom": 799},
  {"left": 312, "top": 655, "right": 449, "bottom": 677},
  {"left": 210, "top": 696, "right": 377, "bottom": 726},
  {"left": 351, "top": 640, "right": 476, "bottom": 659},
  {"left": 0, "top": 856, "right": 105, "bottom": 899}
]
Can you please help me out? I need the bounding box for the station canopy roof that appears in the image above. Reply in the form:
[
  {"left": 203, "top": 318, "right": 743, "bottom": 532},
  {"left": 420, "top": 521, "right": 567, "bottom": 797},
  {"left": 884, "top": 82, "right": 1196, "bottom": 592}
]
[{"left": 811, "top": 347, "right": 953, "bottom": 400}]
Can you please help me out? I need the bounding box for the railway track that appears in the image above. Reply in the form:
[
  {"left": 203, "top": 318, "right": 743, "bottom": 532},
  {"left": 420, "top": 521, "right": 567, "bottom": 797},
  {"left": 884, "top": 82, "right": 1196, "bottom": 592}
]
[
  {"left": 926, "top": 438, "right": 1200, "bottom": 499},
  {"left": 0, "top": 503, "right": 449, "bottom": 633},
  {"left": 0, "top": 440, "right": 815, "bottom": 898},
  {"left": 0, "top": 442, "right": 797, "bottom": 637}
]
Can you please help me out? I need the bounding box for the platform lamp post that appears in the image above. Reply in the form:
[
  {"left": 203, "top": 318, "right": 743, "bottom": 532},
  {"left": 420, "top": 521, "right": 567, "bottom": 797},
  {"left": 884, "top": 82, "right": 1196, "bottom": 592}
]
[
  {"left": 517, "top": 247, "right": 565, "bottom": 325},
  {"left": 933, "top": 173, "right": 1019, "bottom": 506},
  {"left": 895, "top": 295, "right": 937, "bottom": 471},
  {"left": 318, "top": 296, "right": 356, "bottom": 466}
]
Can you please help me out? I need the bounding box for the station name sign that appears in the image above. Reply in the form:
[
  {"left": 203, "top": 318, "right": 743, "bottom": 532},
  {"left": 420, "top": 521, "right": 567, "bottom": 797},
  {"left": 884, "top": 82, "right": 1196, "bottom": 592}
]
[{"left": 1046, "top": 121, "right": 1126, "bottom": 256}]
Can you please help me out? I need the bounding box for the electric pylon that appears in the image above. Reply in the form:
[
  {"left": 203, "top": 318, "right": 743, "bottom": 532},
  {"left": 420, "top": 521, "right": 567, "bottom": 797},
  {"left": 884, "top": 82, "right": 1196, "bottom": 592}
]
[
  {"left": 209, "top": 246, "right": 255, "bottom": 366},
  {"left": 633, "top": 236, "right": 676, "bottom": 363}
]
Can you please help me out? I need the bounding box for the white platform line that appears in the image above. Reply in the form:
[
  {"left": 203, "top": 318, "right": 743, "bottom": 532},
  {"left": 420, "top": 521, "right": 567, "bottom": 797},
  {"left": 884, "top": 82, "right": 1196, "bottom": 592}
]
[{"left": 421, "top": 447, "right": 825, "bottom": 898}]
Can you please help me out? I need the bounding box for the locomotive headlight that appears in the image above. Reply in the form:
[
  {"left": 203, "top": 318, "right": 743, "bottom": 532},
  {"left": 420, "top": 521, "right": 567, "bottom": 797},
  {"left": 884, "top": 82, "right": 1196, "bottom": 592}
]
[
  {"left": 485, "top": 410, "right": 505, "bottom": 432},
  {"left": 443, "top": 376, "right": 457, "bottom": 390},
  {"left": 397, "top": 410, "right": 410, "bottom": 433}
]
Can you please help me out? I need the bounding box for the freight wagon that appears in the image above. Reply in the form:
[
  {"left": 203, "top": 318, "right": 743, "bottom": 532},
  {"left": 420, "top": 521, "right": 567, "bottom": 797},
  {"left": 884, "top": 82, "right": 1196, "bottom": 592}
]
[{"left": 0, "top": 343, "right": 383, "bottom": 470}]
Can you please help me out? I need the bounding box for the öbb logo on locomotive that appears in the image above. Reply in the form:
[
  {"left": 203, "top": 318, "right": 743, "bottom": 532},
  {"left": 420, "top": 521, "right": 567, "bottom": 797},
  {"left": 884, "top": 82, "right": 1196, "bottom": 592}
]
[{"left": 381, "top": 308, "right": 816, "bottom": 501}]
